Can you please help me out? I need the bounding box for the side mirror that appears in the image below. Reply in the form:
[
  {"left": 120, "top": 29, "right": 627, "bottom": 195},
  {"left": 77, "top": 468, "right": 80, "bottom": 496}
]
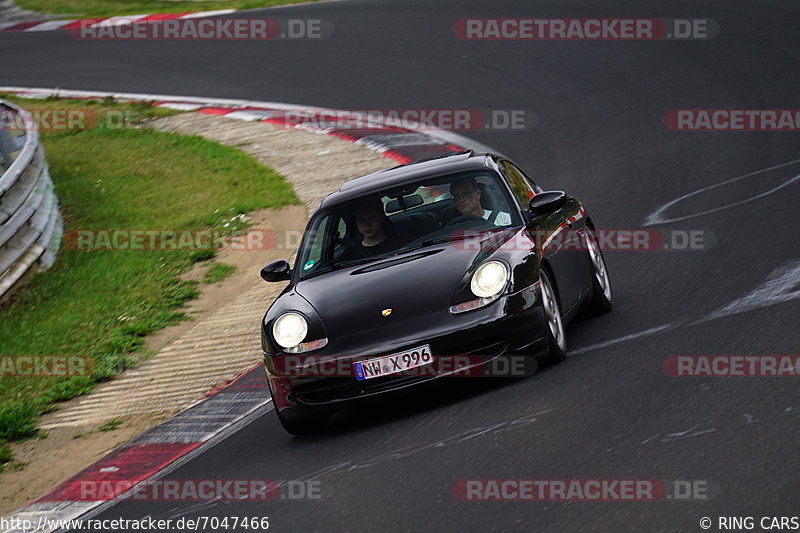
[
  {"left": 528, "top": 190, "right": 567, "bottom": 217},
  {"left": 261, "top": 260, "right": 292, "bottom": 282}
]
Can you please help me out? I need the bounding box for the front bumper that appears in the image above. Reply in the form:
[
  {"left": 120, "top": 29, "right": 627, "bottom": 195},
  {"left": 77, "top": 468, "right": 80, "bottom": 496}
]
[{"left": 264, "top": 284, "right": 548, "bottom": 419}]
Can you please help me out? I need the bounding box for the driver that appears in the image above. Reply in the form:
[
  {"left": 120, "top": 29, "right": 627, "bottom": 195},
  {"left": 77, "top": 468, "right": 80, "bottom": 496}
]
[
  {"left": 339, "top": 200, "right": 400, "bottom": 261},
  {"left": 449, "top": 177, "right": 512, "bottom": 226}
]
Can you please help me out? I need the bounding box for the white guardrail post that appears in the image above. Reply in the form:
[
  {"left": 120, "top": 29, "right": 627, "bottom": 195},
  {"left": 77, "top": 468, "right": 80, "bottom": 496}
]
[{"left": 0, "top": 98, "right": 63, "bottom": 300}]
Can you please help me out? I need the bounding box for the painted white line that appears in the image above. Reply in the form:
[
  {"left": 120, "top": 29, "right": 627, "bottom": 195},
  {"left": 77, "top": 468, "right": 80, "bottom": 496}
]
[
  {"left": 570, "top": 323, "right": 677, "bottom": 355},
  {"left": 574, "top": 259, "right": 800, "bottom": 355},
  {"left": 225, "top": 110, "right": 275, "bottom": 121},
  {"left": 704, "top": 258, "right": 800, "bottom": 320},
  {"left": 90, "top": 14, "right": 149, "bottom": 27},
  {"left": 644, "top": 157, "right": 800, "bottom": 226},
  {"left": 23, "top": 20, "right": 74, "bottom": 31},
  {"left": 180, "top": 9, "right": 236, "bottom": 19},
  {"left": 156, "top": 102, "right": 203, "bottom": 111}
]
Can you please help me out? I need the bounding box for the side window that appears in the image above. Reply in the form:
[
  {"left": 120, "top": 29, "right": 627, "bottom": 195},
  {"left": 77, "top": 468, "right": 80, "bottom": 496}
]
[
  {"left": 513, "top": 163, "right": 543, "bottom": 194},
  {"left": 302, "top": 215, "right": 332, "bottom": 270},
  {"left": 501, "top": 161, "right": 541, "bottom": 208}
]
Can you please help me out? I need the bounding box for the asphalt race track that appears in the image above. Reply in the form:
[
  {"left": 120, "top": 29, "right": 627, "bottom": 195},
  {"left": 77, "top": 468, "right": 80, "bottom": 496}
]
[{"left": 3, "top": 0, "right": 800, "bottom": 530}]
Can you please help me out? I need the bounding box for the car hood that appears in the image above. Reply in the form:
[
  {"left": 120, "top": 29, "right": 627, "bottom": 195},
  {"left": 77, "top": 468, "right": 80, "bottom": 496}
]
[{"left": 294, "top": 230, "right": 518, "bottom": 336}]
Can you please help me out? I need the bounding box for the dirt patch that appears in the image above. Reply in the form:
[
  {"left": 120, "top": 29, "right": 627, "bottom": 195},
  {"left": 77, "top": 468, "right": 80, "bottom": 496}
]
[{"left": 145, "top": 205, "right": 307, "bottom": 354}]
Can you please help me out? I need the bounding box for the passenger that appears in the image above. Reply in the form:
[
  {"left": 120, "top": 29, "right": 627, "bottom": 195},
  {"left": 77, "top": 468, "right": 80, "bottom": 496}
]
[
  {"left": 340, "top": 200, "right": 400, "bottom": 261},
  {"left": 449, "top": 177, "right": 512, "bottom": 226}
]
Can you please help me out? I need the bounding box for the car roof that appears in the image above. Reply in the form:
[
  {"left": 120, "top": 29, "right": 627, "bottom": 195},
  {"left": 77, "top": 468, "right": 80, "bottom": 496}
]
[{"left": 317, "top": 151, "right": 500, "bottom": 210}]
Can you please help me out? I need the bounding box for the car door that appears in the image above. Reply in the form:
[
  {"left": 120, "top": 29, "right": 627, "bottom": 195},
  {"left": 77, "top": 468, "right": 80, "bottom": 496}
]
[{"left": 499, "top": 160, "right": 585, "bottom": 313}]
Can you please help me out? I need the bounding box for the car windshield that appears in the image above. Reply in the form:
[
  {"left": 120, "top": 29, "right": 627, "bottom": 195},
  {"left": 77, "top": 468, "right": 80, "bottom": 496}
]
[{"left": 296, "top": 170, "right": 521, "bottom": 279}]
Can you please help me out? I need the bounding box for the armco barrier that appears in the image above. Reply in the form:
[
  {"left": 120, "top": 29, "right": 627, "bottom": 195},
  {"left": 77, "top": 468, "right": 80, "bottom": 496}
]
[{"left": 0, "top": 98, "right": 63, "bottom": 300}]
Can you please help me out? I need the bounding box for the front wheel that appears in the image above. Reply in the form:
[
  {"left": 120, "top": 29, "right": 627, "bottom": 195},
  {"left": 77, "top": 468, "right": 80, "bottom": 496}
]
[
  {"left": 585, "top": 229, "right": 613, "bottom": 315},
  {"left": 537, "top": 269, "right": 567, "bottom": 366}
]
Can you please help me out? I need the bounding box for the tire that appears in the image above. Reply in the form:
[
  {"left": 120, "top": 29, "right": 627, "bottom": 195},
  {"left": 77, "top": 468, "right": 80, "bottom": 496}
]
[
  {"left": 584, "top": 229, "right": 613, "bottom": 315},
  {"left": 538, "top": 269, "right": 567, "bottom": 366},
  {"left": 276, "top": 409, "right": 326, "bottom": 436}
]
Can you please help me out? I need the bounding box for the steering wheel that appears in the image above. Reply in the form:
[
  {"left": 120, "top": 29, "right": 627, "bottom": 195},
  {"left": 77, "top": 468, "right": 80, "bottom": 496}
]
[{"left": 444, "top": 214, "right": 485, "bottom": 227}]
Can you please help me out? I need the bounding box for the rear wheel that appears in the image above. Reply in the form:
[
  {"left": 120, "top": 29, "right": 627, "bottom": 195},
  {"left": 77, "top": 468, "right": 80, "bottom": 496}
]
[
  {"left": 585, "top": 229, "right": 613, "bottom": 315},
  {"left": 538, "top": 269, "right": 567, "bottom": 366}
]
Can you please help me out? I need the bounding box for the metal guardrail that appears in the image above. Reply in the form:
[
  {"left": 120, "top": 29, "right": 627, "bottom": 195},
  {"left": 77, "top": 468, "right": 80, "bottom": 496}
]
[{"left": 0, "top": 98, "right": 63, "bottom": 300}]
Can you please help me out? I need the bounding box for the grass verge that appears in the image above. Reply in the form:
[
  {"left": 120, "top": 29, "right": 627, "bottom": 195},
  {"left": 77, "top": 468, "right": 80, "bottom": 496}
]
[
  {"left": 0, "top": 440, "right": 11, "bottom": 471},
  {"left": 203, "top": 262, "right": 236, "bottom": 284},
  {"left": 98, "top": 420, "right": 124, "bottom": 432},
  {"left": 0, "top": 95, "right": 299, "bottom": 460},
  {"left": 15, "top": 0, "right": 321, "bottom": 18}
]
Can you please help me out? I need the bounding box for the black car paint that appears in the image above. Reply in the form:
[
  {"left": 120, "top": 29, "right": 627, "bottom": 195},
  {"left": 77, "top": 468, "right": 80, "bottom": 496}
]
[{"left": 260, "top": 152, "right": 598, "bottom": 425}]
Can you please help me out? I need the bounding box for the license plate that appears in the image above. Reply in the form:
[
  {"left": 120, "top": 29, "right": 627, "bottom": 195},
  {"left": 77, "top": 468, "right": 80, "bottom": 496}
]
[{"left": 354, "top": 344, "right": 432, "bottom": 380}]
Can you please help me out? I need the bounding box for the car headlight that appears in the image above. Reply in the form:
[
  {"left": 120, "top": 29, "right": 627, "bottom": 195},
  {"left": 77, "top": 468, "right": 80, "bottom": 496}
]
[
  {"left": 272, "top": 312, "right": 308, "bottom": 349},
  {"left": 470, "top": 261, "right": 508, "bottom": 298},
  {"left": 284, "top": 338, "right": 328, "bottom": 354}
]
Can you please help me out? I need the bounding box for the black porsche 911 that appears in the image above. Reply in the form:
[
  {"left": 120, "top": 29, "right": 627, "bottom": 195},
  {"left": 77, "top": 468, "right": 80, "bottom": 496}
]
[{"left": 260, "top": 151, "right": 612, "bottom": 435}]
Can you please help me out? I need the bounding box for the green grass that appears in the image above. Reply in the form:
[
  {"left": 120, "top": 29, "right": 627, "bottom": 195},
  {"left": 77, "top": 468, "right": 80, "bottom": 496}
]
[
  {"left": 16, "top": 0, "right": 321, "bottom": 18},
  {"left": 190, "top": 249, "right": 217, "bottom": 263},
  {"left": 2, "top": 95, "right": 180, "bottom": 131},
  {"left": 98, "top": 419, "right": 124, "bottom": 432},
  {"left": 0, "top": 440, "right": 11, "bottom": 464},
  {"left": 0, "top": 96, "right": 299, "bottom": 457},
  {"left": 203, "top": 262, "right": 236, "bottom": 284},
  {"left": 0, "top": 402, "right": 39, "bottom": 441}
]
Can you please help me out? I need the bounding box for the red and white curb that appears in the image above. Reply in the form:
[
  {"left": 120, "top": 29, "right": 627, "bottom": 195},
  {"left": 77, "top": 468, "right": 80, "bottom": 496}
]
[
  {"left": 2, "top": 365, "right": 270, "bottom": 533},
  {"left": 0, "top": 86, "right": 497, "bottom": 163},
  {"left": 0, "top": 9, "right": 235, "bottom": 32},
  {"left": 0, "top": 86, "right": 495, "bottom": 532}
]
